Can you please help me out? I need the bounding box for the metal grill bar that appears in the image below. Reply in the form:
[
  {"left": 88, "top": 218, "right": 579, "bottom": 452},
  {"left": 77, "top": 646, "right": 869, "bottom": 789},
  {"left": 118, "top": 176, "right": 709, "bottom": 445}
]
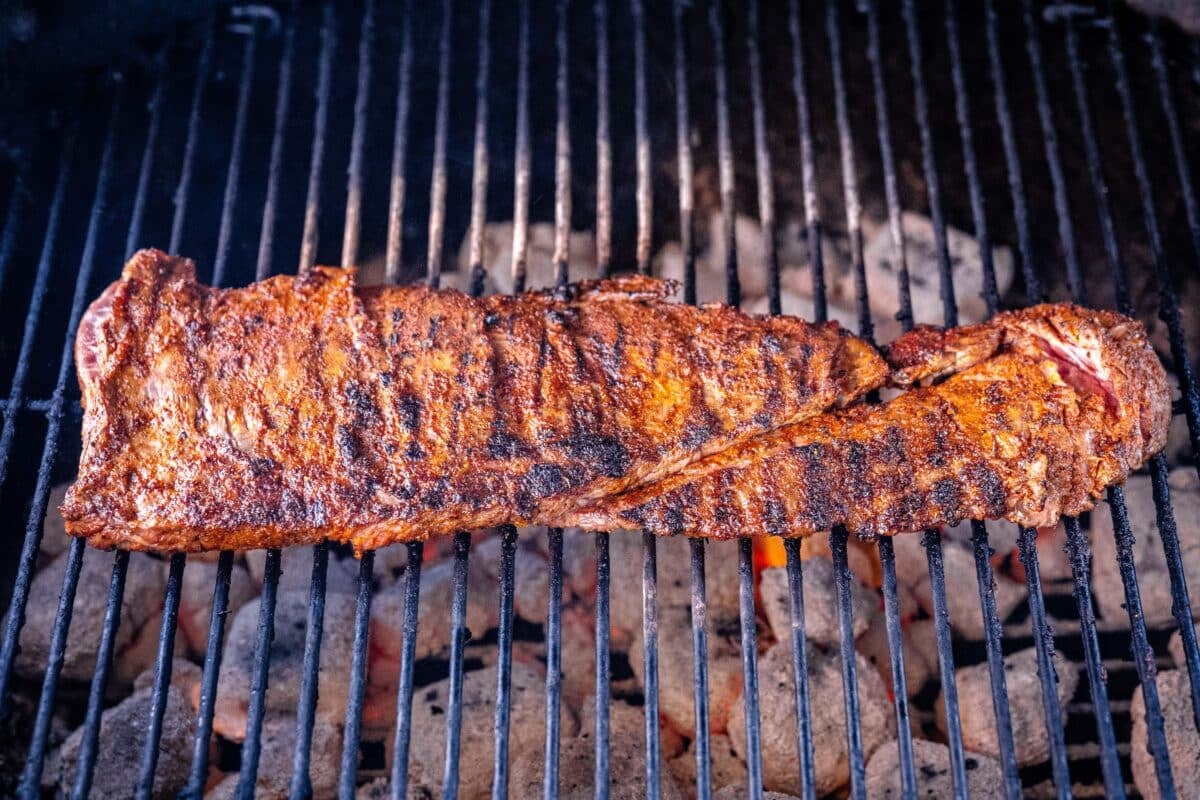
[
  {"left": 783, "top": 540, "right": 816, "bottom": 800},
  {"left": 672, "top": 0, "right": 695, "bottom": 305},
  {"left": 298, "top": 2, "right": 336, "bottom": 276},
  {"left": 969, "top": 523, "right": 1022, "bottom": 799},
  {"left": 631, "top": 0, "right": 651, "bottom": 275},
  {"left": 876, "top": 539, "right": 916, "bottom": 798},
  {"left": 746, "top": 0, "right": 779, "bottom": 316},
  {"left": 943, "top": 0, "right": 998, "bottom": 316},
  {"left": 467, "top": 0, "right": 493, "bottom": 296},
  {"left": 827, "top": 0, "right": 869, "bottom": 338},
  {"left": 1107, "top": 4, "right": 1200, "bottom": 733},
  {"left": 1061, "top": 15, "right": 1176, "bottom": 794},
  {"left": 426, "top": 0, "right": 453, "bottom": 288},
  {"left": 292, "top": 542, "right": 330, "bottom": 797},
  {"left": 862, "top": 0, "right": 912, "bottom": 329},
  {"left": 1016, "top": 527, "right": 1072, "bottom": 798},
  {"left": 983, "top": 0, "right": 1042, "bottom": 300},
  {"left": 736, "top": 539, "right": 763, "bottom": 800},
  {"left": 595, "top": 0, "right": 612, "bottom": 280},
  {"left": 341, "top": 0, "right": 374, "bottom": 269},
  {"left": 510, "top": 0, "right": 532, "bottom": 291},
  {"left": 29, "top": 83, "right": 123, "bottom": 798},
  {"left": 640, "top": 532, "right": 661, "bottom": 800},
  {"left": 545, "top": 528, "right": 565, "bottom": 799},
  {"left": 442, "top": 532, "right": 473, "bottom": 799},
  {"left": 923, "top": 533, "right": 968, "bottom": 797},
  {"left": 0, "top": 118, "right": 75, "bottom": 719},
  {"left": 124, "top": 37, "right": 171, "bottom": 262},
  {"left": 212, "top": 28, "right": 258, "bottom": 287},
  {"left": 687, "top": 539, "right": 711, "bottom": 800},
  {"left": 590, "top": 533, "right": 612, "bottom": 800},
  {"left": 709, "top": 0, "right": 737, "bottom": 309},
  {"left": 1021, "top": 0, "right": 1085, "bottom": 303},
  {"left": 389, "top": 541, "right": 424, "bottom": 798},
  {"left": 787, "top": 0, "right": 824, "bottom": 323},
  {"left": 384, "top": 0, "right": 414, "bottom": 284},
  {"left": 238, "top": 548, "right": 282, "bottom": 795},
  {"left": 136, "top": 553, "right": 185, "bottom": 800},
  {"left": 1107, "top": 487, "right": 1177, "bottom": 795},
  {"left": 18, "top": 538, "right": 84, "bottom": 799},
  {"left": 340, "top": 551, "right": 376, "bottom": 797},
  {"left": 184, "top": 551, "right": 234, "bottom": 798},
  {"left": 830, "top": 529, "right": 865, "bottom": 800},
  {"left": 1062, "top": 520, "right": 1125, "bottom": 797},
  {"left": 169, "top": 18, "right": 214, "bottom": 255},
  {"left": 257, "top": 12, "right": 296, "bottom": 281},
  {"left": 492, "top": 527, "right": 518, "bottom": 800},
  {"left": 73, "top": 549, "right": 131, "bottom": 798},
  {"left": 899, "top": 0, "right": 954, "bottom": 327},
  {"left": 1146, "top": 22, "right": 1200, "bottom": 275}
]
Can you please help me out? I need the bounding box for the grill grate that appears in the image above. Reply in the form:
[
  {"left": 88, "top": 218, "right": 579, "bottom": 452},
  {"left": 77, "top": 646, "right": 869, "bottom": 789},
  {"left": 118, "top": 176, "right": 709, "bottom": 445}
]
[{"left": 0, "top": 1, "right": 1198, "bottom": 798}]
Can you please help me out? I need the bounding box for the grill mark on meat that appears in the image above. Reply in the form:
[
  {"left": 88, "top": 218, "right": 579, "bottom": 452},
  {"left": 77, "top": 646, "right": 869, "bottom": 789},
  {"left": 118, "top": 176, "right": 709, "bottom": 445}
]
[{"left": 64, "top": 250, "right": 899, "bottom": 552}]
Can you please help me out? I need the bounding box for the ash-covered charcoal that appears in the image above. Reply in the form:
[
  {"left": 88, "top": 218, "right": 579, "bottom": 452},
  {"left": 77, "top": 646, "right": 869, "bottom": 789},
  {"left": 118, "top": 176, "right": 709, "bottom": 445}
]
[
  {"left": 759, "top": 558, "right": 876, "bottom": 647},
  {"left": 1131, "top": 668, "right": 1200, "bottom": 800},
  {"left": 712, "top": 788, "right": 801, "bottom": 800},
  {"left": 177, "top": 559, "right": 256, "bottom": 658},
  {"left": 368, "top": 553, "right": 498, "bottom": 728},
  {"left": 857, "top": 616, "right": 939, "bottom": 705},
  {"left": 728, "top": 641, "right": 892, "bottom": 797},
  {"left": 578, "top": 699, "right": 686, "bottom": 761},
  {"left": 454, "top": 222, "right": 598, "bottom": 294},
  {"left": 1091, "top": 468, "right": 1200, "bottom": 626},
  {"left": 510, "top": 730, "right": 686, "bottom": 800},
  {"left": 608, "top": 532, "right": 741, "bottom": 647},
  {"left": 862, "top": 212, "right": 1015, "bottom": 329},
  {"left": 891, "top": 532, "right": 1025, "bottom": 640},
  {"left": 630, "top": 602, "right": 744, "bottom": 738},
  {"left": 132, "top": 660, "right": 203, "bottom": 710},
  {"left": 244, "top": 546, "right": 359, "bottom": 596},
  {"left": 406, "top": 663, "right": 576, "bottom": 800},
  {"left": 865, "top": 738, "right": 1005, "bottom": 799},
  {"left": 15, "top": 549, "right": 166, "bottom": 689},
  {"left": 207, "top": 717, "right": 342, "bottom": 800},
  {"left": 50, "top": 685, "right": 194, "bottom": 799},
  {"left": 668, "top": 733, "right": 748, "bottom": 799},
  {"left": 938, "top": 647, "right": 1079, "bottom": 767},
  {"left": 212, "top": 590, "right": 356, "bottom": 741}
]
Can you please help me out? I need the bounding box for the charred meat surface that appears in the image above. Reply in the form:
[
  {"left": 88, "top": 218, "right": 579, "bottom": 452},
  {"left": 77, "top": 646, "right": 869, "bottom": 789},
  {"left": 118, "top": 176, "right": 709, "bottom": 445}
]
[
  {"left": 61, "top": 249, "right": 887, "bottom": 552},
  {"left": 567, "top": 305, "right": 1171, "bottom": 538}
]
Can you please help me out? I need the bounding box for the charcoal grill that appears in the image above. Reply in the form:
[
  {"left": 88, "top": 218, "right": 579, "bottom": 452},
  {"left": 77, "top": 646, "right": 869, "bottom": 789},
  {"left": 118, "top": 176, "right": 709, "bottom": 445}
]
[{"left": 1, "top": 0, "right": 1199, "bottom": 797}]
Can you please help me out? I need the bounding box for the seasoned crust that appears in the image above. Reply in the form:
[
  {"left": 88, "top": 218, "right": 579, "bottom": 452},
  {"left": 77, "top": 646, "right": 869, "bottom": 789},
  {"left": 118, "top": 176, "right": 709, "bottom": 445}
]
[
  {"left": 62, "top": 249, "right": 887, "bottom": 552},
  {"left": 570, "top": 304, "right": 1170, "bottom": 538}
]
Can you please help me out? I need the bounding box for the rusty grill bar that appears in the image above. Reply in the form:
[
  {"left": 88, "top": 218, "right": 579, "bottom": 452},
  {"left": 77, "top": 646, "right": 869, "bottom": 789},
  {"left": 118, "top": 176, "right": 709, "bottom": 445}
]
[{"left": 0, "top": 1, "right": 1198, "bottom": 798}]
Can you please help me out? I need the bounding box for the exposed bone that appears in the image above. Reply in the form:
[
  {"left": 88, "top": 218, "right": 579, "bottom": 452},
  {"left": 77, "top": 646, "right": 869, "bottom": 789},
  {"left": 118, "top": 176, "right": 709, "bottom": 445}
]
[
  {"left": 213, "top": 590, "right": 356, "bottom": 741},
  {"left": 938, "top": 646, "right": 1078, "bottom": 767},
  {"left": 865, "top": 738, "right": 1005, "bottom": 798},
  {"left": 728, "top": 641, "right": 893, "bottom": 797}
]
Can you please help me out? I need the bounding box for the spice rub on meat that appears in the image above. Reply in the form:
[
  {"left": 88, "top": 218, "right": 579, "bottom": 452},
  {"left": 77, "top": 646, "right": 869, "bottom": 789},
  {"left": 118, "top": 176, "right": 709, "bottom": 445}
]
[
  {"left": 61, "top": 249, "right": 887, "bottom": 552},
  {"left": 566, "top": 305, "right": 1171, "bottom": 538}
]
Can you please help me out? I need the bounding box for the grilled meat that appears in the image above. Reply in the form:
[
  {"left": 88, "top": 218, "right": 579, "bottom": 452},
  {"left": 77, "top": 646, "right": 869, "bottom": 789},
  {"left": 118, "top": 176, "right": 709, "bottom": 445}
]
[
  {"left": 61, "top": 249, "right": 887, "bottom": 552},
  {"left": 566, "top": 305, "right": 1171, "bottom": 538}
]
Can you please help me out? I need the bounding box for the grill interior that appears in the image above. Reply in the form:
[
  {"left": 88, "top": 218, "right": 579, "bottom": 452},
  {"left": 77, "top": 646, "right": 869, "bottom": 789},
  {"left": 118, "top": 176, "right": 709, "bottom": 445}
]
[{"left": 1, "top": 0, "right": 1200, "bottom": 798}]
